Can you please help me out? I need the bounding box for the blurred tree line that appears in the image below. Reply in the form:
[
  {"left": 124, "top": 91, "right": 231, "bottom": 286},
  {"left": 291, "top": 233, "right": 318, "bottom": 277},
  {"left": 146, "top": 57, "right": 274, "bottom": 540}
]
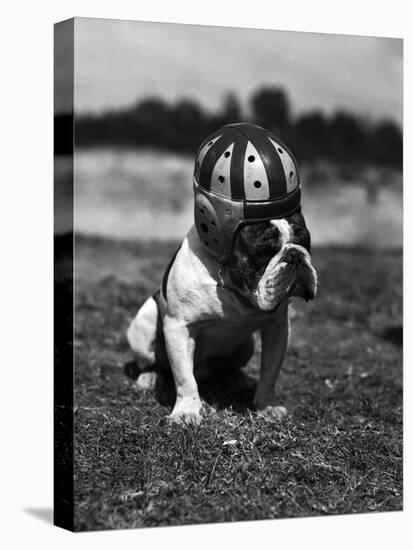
[{"left": 56, "top": 86, "right": 402, "bottom": 168}]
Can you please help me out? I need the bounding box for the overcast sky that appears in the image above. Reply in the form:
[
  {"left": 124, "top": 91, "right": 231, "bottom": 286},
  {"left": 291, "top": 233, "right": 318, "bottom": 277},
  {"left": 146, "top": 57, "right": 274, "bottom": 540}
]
[{"left": 57, "top": 17, "right": 402, "bottom": 124}]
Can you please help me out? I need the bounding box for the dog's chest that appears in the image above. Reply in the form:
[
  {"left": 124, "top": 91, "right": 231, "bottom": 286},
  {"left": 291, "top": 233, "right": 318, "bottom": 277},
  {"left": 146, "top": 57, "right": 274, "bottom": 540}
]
[
  {"left": 193, "top": 316, "right": 260, "bottom": 357},
  {"left": 187, "top": 285, "right": 275, "bottom": 359},
  {"left": 164, "top": 229, "right": 284, "bottom": 357}
]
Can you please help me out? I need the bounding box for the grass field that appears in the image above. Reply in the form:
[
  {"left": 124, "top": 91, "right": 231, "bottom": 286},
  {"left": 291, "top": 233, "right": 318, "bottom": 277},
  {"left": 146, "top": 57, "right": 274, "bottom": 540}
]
[{"left": 72, "top": 235, "right": 402, "bottom": 531}]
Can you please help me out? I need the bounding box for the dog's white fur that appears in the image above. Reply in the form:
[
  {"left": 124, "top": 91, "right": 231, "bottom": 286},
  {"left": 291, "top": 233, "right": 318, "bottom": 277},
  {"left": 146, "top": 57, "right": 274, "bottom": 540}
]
[{"left": 127, "top": 221, "right": 317, "bottom": 424}]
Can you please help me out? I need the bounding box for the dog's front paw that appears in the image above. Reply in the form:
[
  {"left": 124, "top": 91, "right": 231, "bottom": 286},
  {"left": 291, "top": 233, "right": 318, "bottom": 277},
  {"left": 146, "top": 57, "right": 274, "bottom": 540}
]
[
  {"left": 257, "top": 405, "right": 288, "bottom": 420},
  {"left": 168, "top": 397, "right": 203, "bottom": 426}
]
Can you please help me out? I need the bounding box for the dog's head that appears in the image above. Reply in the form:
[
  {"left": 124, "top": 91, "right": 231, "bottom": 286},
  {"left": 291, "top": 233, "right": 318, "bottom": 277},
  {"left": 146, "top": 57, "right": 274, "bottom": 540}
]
[{"left": 226, "top": 211, "right": 317, "bottom": 311}]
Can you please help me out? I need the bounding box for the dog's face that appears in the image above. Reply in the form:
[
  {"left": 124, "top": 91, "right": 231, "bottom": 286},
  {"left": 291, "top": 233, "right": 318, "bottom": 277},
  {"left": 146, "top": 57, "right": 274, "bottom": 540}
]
[{"left": 226, "top": 211, "right": 317, "bottom": 311}]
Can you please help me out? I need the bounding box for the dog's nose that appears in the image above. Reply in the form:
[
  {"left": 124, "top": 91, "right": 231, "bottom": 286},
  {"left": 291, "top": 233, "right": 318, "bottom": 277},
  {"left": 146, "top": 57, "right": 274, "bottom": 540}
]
[{"left": 283, "top": 247, "right": 302, "bottom": 265}]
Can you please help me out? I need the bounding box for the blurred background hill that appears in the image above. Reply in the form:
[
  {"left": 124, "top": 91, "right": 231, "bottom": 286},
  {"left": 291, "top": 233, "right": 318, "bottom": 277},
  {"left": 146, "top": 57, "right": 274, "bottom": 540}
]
[{"left": 57, "top": 85, "right": 402, "bottom": 168}]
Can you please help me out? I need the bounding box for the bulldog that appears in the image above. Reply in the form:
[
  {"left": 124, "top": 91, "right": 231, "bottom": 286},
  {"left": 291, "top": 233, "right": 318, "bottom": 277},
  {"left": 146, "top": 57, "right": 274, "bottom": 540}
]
[{"left": 126, "top": 210, "right": 317, "bottom": 425}]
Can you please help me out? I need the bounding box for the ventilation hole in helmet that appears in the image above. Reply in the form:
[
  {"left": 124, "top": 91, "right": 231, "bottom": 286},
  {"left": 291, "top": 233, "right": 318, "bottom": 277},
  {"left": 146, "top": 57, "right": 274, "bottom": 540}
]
[
  {"left": 226, "top": 209, "right": 232, "bottom": 215},
  {"left": 213, "top": 238, "right": 218, "bottom": 244},
  {"left": 196, "top": 161, "right": 199, "bottom": 169},
  {"left": 208, "top": 141, "right": 213, "bottom": 146},
  {"left": 200, "top": 223, "right": 208, "bottom": 233},
  {"left": 211, "top": 220, "right": 216, "bottom": 226},
  {"left": 248, "top": 155, "right": 255, "bottom": 162},
  {"left": 218, "top": 175, "right": 225, "bottom": 183},
  {"left": 278, "top": 148, "right": 283, "bottom": 154},
  {"left": 224, "top": 151, "right": 231, "bottom": 158},
  {"left": 289, "top": 171, "right": 294, "bottom": 178},
  {"left": 199, "top": 207, "right": 205, "bottom": 214},
  {"left": 253, "top": 180, "right": 262, "bottom": 188}
]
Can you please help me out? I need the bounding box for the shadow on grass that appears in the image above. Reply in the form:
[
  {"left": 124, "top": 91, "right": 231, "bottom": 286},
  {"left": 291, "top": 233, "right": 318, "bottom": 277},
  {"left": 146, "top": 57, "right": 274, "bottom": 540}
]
[
  {"left": 380, "top": 325, "right": 403, "bottom": 347},
  {"left": 124, "top": 360, "right": 256, "bottom": 412}
]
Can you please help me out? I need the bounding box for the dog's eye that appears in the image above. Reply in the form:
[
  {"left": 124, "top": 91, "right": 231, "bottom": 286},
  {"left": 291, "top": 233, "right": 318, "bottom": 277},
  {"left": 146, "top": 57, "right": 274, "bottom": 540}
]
[{"left": 256, "top": 226, "right": 280, "bottom": 247}]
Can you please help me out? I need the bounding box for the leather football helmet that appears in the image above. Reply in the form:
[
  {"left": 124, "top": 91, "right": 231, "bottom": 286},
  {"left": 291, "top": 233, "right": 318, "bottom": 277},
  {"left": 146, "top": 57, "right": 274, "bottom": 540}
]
[{"left": 193, "top": 122, "right": 301, "bottom": 261}]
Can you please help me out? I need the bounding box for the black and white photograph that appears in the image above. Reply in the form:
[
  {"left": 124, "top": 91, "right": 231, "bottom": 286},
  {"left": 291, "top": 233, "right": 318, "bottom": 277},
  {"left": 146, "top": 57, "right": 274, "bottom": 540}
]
[{"left": 53, "top": 15, "right": 403, "bottom": 533}]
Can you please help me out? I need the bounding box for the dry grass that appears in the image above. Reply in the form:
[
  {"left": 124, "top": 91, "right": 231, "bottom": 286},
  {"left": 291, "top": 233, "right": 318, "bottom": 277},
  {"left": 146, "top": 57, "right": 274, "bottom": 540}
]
[{"left": 71, "top": 236, "right": 402, "bottom": 531}]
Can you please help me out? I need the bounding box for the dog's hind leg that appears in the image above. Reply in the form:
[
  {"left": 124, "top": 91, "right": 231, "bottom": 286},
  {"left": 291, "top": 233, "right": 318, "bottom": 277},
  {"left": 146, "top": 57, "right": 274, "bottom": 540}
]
[{"left": 126, "top": 295, "right": 158, "bottom": 390}]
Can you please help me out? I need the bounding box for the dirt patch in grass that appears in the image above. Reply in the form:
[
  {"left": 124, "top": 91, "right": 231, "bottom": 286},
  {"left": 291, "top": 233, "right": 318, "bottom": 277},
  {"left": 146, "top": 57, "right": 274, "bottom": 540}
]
[{"left": 71, "top": 236, "right": 402, "bottom": 531}]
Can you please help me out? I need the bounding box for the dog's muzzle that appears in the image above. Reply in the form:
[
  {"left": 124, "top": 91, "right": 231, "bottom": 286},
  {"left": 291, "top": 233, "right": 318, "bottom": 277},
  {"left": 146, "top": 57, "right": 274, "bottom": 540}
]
[{"left": 253, "top": 244, "right": 318, "bottom": 312}]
